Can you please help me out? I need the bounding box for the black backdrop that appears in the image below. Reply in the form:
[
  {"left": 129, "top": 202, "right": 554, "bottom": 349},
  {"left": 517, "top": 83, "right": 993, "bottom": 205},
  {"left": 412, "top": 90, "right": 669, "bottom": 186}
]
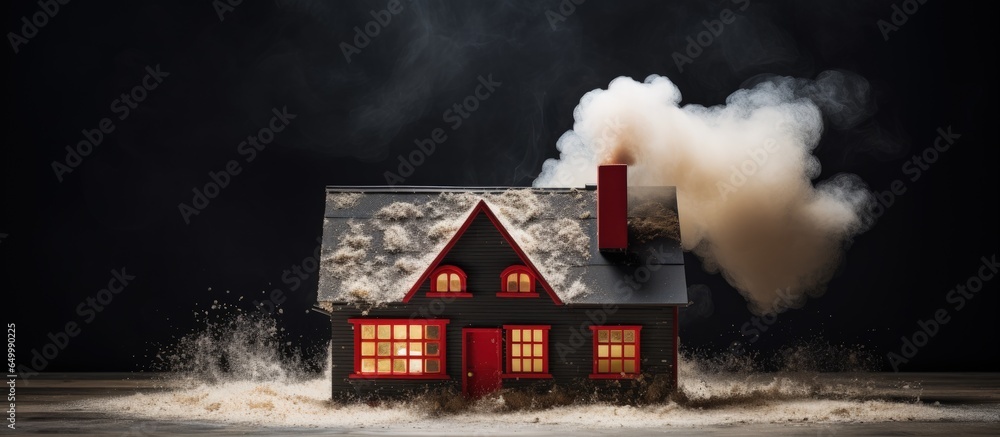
[{"left": 3, "top": 0, "right": 997, "bottom": 373}]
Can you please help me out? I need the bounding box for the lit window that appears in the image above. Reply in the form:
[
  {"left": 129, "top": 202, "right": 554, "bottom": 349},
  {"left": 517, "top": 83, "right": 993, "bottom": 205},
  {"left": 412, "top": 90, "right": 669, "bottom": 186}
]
[
  {"left": 430, "top": 266, "right": 466, "bottom": 293},
  {"left": 350, "top": 319, "right": 448, "bottom": 377},
  {"left": 504, "top": 325, "right": 549, "bottom": 374},
  {"left": 590, "top": 326, "right": 641, "bottom": 378},
  {"left": 500, "top": 266, "right": 535, "bottom": 293}
]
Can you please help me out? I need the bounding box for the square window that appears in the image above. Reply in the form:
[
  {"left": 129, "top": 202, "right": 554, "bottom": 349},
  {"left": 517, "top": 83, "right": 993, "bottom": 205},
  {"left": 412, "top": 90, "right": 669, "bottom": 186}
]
[
  {"left": 393, "top": 359, "right": 406, "bottom": 373},
  {"left": 611, "top": 345, "right": 622, "bottom": 358},
  {"left": 533, "top": 330, "right": 543, "bottom": 342},
  {"left": 522, "top": 344, "right": 532, "bottom": 357},
  {"left": 409, "top": 342, "right": 422, "bottom": 356},
  {"left": 393, "top": 325, "right": 407, "bottom": 340},
  {"left": 533, "top": 359, "right": 543, "bottom": 372},
  {"left": 361, "top": 325, "right": 375, "bottom": 339},
  {"left": 426, "top": 325, "right": 439, "bottom": 340},
  {"left": 611, "top": 330, "right": 622, "bottom": 342},
  {"left": 624, "top": 360, "right": 635, "bottom": 373},
  {"left": 410, "top": 325, "right": 423, "bottom": 339},
  {"left": 598, "top": 360, "right": 609, "bottom": 373},
  {"left": 624, "top": 330, "right": 635, "bottom": 343},
  {"left": 426, "top": 343, "right": 439, "bottom": 356},
  {"left": 377, "top": 342, "right": 391, "bottom": 356},
  {"left": 610, "top": 360, "right": 622, "bottom": 373},
  {"left": 512, "top": 359, "right": 521, "bottom": 372},
  {"left": 425, "top": 359, "right": 439, "bottom": 373},
  {"left": 598, "top": 330, "right": 609, "bottom": 343},
  {"left": 598, "top": 345, "right": 609, "bottom": 358},
  {"left": 361, "top": 342, "right": 375, "bottom": 356},
  {"left": 523, "top": 359, "right": 532, "bottom": 371},
  {"left": 533, "top": 344, "right": 543, "bottom": 357},
  {"left": 512, "top": 344, "right": 521, "bottom": 357},
  {"left": 409, "top": 359, "right": 423, "bottom": 373},
  {"left": 512, "top": 329, "right": 521, "bottom": 342},
  {"left": 394, "top": 342, "right": 407, "bottom": 356},
  {"left": 377, "top": 325, "right": 391, "bottom": 339},
  {"left": 361, "top": 359, "right": 375, "bottom": 373},
  {"left": 624, "top": 345, "right": 635, "bottom": 358},
  {"left": 377, "top": 358, "right": 391, "bottom": 373}
]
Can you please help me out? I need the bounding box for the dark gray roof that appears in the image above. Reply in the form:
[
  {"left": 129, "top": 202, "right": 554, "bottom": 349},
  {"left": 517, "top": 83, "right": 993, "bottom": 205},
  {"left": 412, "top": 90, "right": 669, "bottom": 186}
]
[{"left": 317, "top": 186, "right": 687, "bottom": 306}]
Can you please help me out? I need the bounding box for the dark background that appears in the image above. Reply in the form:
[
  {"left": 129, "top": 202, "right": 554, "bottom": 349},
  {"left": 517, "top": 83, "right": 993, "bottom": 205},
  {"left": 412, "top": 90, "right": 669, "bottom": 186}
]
[{"left": 3, "top": 0, "right": 997, "bottom": 373}]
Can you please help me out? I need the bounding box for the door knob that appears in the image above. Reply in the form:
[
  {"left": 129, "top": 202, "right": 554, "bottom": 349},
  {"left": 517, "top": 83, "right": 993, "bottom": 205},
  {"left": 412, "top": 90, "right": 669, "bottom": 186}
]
[{"left": 467, "top": 372, "right": 473, "bottom": 377}]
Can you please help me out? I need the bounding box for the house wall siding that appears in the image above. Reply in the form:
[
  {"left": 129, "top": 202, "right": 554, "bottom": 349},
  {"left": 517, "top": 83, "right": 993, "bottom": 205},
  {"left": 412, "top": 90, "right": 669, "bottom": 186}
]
[{"left": 327, "top": 214, "right": 679, "bottom": 400}]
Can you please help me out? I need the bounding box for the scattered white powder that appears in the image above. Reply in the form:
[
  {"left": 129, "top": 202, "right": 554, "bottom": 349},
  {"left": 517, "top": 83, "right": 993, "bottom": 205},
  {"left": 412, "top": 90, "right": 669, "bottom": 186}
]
[
  {"left": 382, "top": 225, "right": 412, "bottom": 253},
  {"left": 329, "top": 192, "right": 363, "bottom": 209},
  {"left": 375, "top": 202, "right": 425, "bottom": 220}
]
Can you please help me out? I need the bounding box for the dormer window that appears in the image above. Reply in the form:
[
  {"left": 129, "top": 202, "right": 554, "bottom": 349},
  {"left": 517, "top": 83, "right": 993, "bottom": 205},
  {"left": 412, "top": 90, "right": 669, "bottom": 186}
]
[
  {"left": 427, "top": 265, "right": 471, "bottom": 297},
  {"left": 497, "top": 266, "right": 539, "bottom": 298}
]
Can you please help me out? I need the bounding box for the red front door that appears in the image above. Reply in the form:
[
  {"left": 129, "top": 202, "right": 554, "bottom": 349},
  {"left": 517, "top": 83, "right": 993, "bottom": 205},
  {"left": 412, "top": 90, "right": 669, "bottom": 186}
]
[{"left": 463, "top": 328, "right": 502, "bottom": 398}]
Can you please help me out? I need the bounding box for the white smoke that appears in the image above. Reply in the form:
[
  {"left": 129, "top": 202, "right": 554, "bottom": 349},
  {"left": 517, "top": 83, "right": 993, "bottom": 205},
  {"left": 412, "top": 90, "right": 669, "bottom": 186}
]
[{"left": 534, "top": 73, "right": 874, "bottom": 314}]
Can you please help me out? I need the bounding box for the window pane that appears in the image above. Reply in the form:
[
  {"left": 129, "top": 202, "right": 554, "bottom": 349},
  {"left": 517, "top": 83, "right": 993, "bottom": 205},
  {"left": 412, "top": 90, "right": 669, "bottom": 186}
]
[
  {"left": 436, "top": 274, "right": 448, "bottom": 291},
  {"left": 523, "top": 359, "right": 532, "bottom": 372},
  {"left": 410, "top": 325, "right": 423, "bottom": 339},
  {"left": 377, "top": 359, "right": 391, "bottom": 373},
  {"left": 512, "top": 359, "right": 521, "bottom": 372},
  {"left": 377, "top": 325, "right": 391, "bottom": 339},
  {"left": 450, "top": 273, "right": 461, "bottom": 291},
  {"left": 522, "top": 344, "right": 532, "bottom": 357},
  {"left": 425, "top": 359, "right": 439, "bottom": 373},
  {"left": 533, "top": 359, "right": 543, "bottom": 372},
  {"left": 611, "top": 345, "right": 622, "bottom": 358},
  {"left": 426, "top": 343, "right": 439, "bottom": 356},
  {"left": 361, "top": 342, "right": 375, "bottom": 356},
  {"left": 611, "top": 330, "right": 622, "bottom": 342},
  {"left": 624, "top": 330, "right": 635, "bottom": 343},
  {"left": 426, "top": 326, "right": 439, "bottom": 340},
  {"left": 512, "top": 329, "right": 520, "bottom": 342},
  {"left": 610, "top": 359, "right": 622, "bottom": 373},
  {"left": 533, "top": 344, "right": 543, "bottom": 357},
  {"left": 533, "top": 330, "right": 543, "bottom": 342},
  {"left": 512, "top": 344, "right": 521, "bottom": 357},
  {"left": 519, "top": 274, "right": 530, "bottom": 292},
  {"left": 507, "top": 274, "right": 517, "bottom": 292},
  {"left": 394, "top": 342, "right": 407, "bottom": 356},
  {"left": 624, "top": 345, "right": 635, "bottom": 358},
  {"left": 361, "top": 359, "right": 375, "bottom": 373},
  {"left": 393, "top": 325, "right": 407, "bottom": 340},
  {"left": 393, "top": 359, "right": 406, "bottom": 373},
  {"left": 598, "top": 345, "right": 609, "bottom": 358},
  {"left": 377, "top": 342, "right": 391, "bottom": 356},
  {"left": 361, "top": 325, "right": 375, "bottom": 339},
  {"left": 597, "top": 330, "right": 609, "bottom": 343},
  {"left": 409, "top": 342, "right": 422, "bottom": 356},
  {"left": 409, "top": 359, "right": 423, "bottom": 373},
  {"left": 623, "top": 360, "right": 635, "bottom": 373},
  {"left": 598, "top": 360, "right": 609, "bottom": 373}
]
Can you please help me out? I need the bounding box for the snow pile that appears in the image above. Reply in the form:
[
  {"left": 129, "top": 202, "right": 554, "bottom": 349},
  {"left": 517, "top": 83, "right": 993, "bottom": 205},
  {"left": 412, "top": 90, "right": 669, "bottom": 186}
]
[
  {"left": 329, "top": 193, "right": 363, "bottom": 209},
  {"left": 320, "top": 189, "right": 594, "bottom": 305}
]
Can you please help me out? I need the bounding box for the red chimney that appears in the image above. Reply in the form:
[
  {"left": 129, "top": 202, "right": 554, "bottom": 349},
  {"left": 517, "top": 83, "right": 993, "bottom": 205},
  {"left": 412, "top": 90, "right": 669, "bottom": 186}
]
[{"left": 597, "top": 164, "right": 627, "bottom": 252}]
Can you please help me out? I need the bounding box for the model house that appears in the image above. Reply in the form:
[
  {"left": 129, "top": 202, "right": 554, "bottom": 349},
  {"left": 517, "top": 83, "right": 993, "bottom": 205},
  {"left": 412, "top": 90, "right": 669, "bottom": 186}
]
[{"left": 315, "top": 164, "right": 687, "bottom": 400}]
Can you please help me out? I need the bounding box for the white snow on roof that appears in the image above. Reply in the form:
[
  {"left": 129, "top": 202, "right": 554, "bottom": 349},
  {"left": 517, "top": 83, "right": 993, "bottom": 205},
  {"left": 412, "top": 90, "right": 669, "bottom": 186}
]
[{"left": 318, "top": 189, "right": 594, "bottom": 305}]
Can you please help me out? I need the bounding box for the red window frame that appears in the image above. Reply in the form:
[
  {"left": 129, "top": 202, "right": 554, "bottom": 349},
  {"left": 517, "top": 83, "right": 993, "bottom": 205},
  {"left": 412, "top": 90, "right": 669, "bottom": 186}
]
[
  {"left": 502, "top": 325, "right": 552, "bottom": 379},
  {"left": 348, "top": 319, "right": 450, "bottom": 379},
  {"left": 496, "top": 265, "right": 539, "bottom": 298},
  {"left": 427, "top": 265, "right": 472, "bottom": 298},
  {"left": 589, "top": 325, "right": 641, "bottom": 379}
]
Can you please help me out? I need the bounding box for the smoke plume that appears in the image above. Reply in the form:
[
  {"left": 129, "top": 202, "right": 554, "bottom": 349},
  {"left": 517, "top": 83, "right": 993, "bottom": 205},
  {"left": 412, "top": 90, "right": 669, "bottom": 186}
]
[{"left": 534, "top": 73, "right": 873, "bottom": 315}]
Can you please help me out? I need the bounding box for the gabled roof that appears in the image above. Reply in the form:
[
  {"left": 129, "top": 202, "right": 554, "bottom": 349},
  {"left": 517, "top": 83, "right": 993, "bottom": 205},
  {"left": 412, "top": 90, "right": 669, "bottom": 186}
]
[
  {"left": 317, "top": 186, "right": 687, "bottom": 306},
  {"left": 400, "top": 200, "right": 563, "bottom": 304}
]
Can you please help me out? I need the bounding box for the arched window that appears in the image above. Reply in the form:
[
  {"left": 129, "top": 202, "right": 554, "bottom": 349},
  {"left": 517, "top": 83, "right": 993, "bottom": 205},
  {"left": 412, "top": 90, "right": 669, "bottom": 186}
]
[
  {"left": 430, "top": 265, "right": 466, "bottom": 293},
  {"left": 499, "top": 266, "right": 535, "bottom": 294}
]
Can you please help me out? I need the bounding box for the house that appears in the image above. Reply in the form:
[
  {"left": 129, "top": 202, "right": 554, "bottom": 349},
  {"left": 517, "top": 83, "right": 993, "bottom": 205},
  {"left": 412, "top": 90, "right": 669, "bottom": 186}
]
[{"left": 314, "top": 164, "right": 688, "bottom": 401}]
